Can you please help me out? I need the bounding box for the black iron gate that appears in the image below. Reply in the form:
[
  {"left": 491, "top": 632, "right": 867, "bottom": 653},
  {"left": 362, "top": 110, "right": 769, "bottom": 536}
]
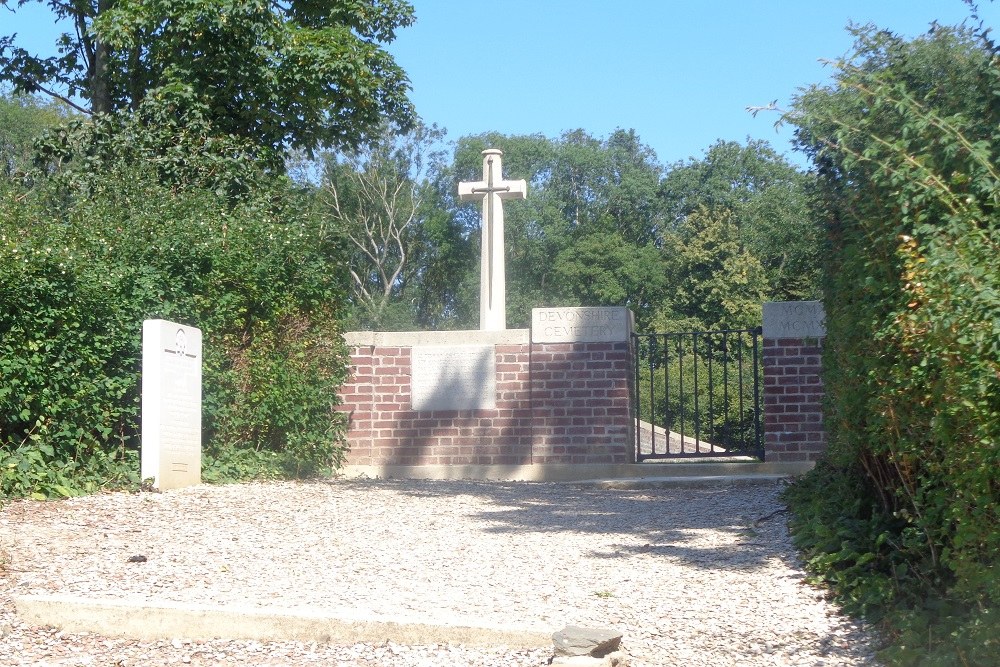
[{"left": 632, "top": 327, "right": 763, "bottom": 461}]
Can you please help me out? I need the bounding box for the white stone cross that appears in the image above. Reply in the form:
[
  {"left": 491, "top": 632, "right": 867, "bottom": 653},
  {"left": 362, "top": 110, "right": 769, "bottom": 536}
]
[{"left": 458, "top": 149, "right": 527, "bottom": 330}]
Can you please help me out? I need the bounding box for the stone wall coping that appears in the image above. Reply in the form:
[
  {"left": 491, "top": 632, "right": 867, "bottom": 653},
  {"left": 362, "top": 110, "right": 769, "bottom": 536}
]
[
  {"left": 762, "top": 301, "right": 827, "bottom": 340},
  {"left": 344, "top": 329, "right": 530, "bottom": 347}
]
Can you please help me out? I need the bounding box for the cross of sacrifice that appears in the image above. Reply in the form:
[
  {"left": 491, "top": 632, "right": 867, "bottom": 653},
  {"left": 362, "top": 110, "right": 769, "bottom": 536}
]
[{"left": 458, "top": 149, "right": 527, "bottom": 331}]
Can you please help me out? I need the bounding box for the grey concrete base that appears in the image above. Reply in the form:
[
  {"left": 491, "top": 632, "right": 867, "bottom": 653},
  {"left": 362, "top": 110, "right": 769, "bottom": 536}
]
[
  {"left": 14, "top": 595, "right": 552, "bottom": 647},
  {"left": 340, "top": 461, "right": 814, "bottom": 483}
]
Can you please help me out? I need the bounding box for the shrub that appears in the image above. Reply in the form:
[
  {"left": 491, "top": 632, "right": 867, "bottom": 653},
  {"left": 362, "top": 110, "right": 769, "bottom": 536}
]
[
  {"left": 786, "top": 24, "right": 1000, "bottom": 664},
  {"left": 1, "top": 159, "right": 350, "bottom": 498}
]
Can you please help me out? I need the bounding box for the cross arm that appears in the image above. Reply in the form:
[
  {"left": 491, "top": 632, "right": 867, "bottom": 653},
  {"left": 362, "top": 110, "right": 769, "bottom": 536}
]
[
  {"left": 457, "top": 179, "right": 528, "bottom": 202},
  {"left": 458, "top": 181, "right": 486, "bottom": 201},
  {"left": 498, "top": 179, "right": 527, "bottom": 200}
]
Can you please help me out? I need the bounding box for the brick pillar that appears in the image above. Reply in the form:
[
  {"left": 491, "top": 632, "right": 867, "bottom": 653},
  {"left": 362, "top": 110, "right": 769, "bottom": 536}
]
[
  {"left": 762, "top": 301, "right": 827, "bottom": 463},
  {"left": 529, "top": 307, "right": 634, "bottom": 464},
  {"left": 529, "top": 340, "right": 632, "bottom": 464}
]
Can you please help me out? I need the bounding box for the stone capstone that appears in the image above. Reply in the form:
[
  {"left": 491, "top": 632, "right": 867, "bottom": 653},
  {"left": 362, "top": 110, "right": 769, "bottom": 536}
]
[{"left": 552, "top": 625, "right": 623, "bottom": 657}]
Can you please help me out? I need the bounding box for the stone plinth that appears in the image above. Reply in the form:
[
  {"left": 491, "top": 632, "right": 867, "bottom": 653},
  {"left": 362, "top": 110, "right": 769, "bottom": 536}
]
[{"left": 338, "top": 325, "right": 633, "bottom": 468}]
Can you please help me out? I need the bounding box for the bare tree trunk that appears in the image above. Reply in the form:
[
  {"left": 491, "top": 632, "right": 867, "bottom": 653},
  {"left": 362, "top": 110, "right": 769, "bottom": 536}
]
[
  {"left": 325, "top": 159, "right": 420, "bottom": 323},
  {"left": 91, "top": 0, "right": 112, "bottom": 114}
]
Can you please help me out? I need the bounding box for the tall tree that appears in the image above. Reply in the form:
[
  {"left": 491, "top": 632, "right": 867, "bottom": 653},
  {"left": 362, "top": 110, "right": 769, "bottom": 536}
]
[
  {"left": 0, "top": 0, "right": 416, "bottom": 153},
  {"left": 0, "top": 91, "right": 73, "bottom": 176},
  {"left": 660, "top": 140, "right": 820, "bottom": 301},
  {"left": 657, "top": 206, "right": 769, "bottom": 330},
  {"left": 320, "top": 121, "right": 447, "bottom": 329}
]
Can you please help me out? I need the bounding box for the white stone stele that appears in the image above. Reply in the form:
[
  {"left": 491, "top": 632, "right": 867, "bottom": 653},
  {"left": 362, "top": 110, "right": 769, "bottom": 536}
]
[
  {"left": 410, "top": 345, "right": 496, "bottom": 412},
  {"left": 762, "top": 301, "right": 827, "bottom": 339},
  {"left": 531, "top": 307, "right": 633, "bottom": 344},
  {"left": 141, "top": 319, "right": 202, "bottom": 490},
  {"left": 458, "top": 149, "right": 527, "bottom": 331}
]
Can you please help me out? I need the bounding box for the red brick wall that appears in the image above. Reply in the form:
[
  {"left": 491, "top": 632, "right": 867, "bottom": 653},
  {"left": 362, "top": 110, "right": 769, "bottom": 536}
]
[
  {"left": 529, "top": 342, "right": 632, "bottom": 464},
  {"left": 337, "top": 334, "right": 631, "bottom": 467},
  {"left": 762, "top": 337, "right": 826, "bottom": 462}
]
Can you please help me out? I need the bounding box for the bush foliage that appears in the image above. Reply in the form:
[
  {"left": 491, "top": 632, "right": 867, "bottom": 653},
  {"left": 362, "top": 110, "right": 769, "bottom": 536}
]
[
  {"left": 1, "top": 114, "right": 350, "bottom": 499},
  {"left": 786, "top": 24, "right": 1000, "bottom": 664}
]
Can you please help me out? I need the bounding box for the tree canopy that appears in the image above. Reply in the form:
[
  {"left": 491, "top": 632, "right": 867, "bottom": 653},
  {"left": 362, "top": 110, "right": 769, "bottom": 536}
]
[
  {"left": 0, "top": 0, "right": 416, "bottom": 153},
  {"left": 660, "top": 139, "right": 820, "bottom": 302},
  {"left": 0, "top": 90, "right": 73, "bottom": 176},
  {"left": 304, "top": 127, "right": 819, "bottom": 333}
]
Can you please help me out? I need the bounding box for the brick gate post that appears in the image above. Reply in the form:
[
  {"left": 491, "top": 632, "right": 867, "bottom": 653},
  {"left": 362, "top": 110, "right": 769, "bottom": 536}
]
[{"left": 762, "top": 301, "right": 827, "bottom": 463}]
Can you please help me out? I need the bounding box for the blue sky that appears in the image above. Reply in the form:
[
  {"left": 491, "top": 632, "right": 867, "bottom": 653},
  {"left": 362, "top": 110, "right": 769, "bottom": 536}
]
[{"left": 3, "top": 1, "right": 996, "bottom": 167}]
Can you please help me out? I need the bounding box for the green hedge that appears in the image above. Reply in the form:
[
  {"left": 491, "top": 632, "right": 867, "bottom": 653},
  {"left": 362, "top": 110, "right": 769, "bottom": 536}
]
[
  {"left": 786, "top": 25, "right": 1000, "bottom": 665},
  {"left": 1, "top": 165, "right": 350, "bottom": 498}
]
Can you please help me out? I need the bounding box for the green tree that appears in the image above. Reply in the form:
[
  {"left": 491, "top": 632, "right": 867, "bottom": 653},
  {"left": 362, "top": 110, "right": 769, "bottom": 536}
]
[
  {"left": 319, "top": 121, "right": 447, "bottom": 329},
  {"left": 660, "top": 139, "right": 820, "bottom": 301},
  {"left": 406, "top": 168, "right": 478, "bottom": 330},
  {"left": 0, "top": 90, "right": 73, "bottom": 176},
  {"left": 0, "top": 0, "right": 415, "bottom": 153},
  {"left": 26, "top": 92, "right": 282, "bottom": 198},
  {"left": 657, "top": 206, "right": 769, "bottom": 331},
  {"left": 553, "top": 230, "right": 664, "bottom": 315}
]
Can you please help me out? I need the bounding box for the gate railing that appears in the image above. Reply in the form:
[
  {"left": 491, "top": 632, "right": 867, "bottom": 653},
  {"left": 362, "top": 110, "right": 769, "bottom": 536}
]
[{"left": 632, "top": 327, "right": 763, "bottom": 461}]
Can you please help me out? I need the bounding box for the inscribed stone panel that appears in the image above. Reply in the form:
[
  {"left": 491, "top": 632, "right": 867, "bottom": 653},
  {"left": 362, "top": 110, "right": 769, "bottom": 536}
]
[
  {"left": 531, "top": 307, "right": 631, "bottom": 343},
  {"left": 411, "top": 345, "right": 496, "bottom": 411},
  {"left": 762, "top": 301, "right": 827, "bottom": 339},
  {"left": 141, "top": 319, "right": 202, "bottom": 490}
]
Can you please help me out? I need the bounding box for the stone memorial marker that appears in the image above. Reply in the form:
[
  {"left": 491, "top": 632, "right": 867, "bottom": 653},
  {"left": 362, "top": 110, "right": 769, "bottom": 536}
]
[
  {"left": 531, "top": 306, "right": 632, "bottom": 344},
  {"left": 141, "top": 319, "right": 202, "bottom": 490},
  {"left": 458, "top": 149, "right": 527, "bottom": 331},
  {"left": 762, "top": 301, "right": 826, "bottom": 339},
  {"left": 411, "top": 345, "right": 496, "bottom": 411}
]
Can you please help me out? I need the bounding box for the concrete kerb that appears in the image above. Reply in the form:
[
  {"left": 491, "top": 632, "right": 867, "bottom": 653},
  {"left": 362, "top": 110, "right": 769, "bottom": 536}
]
[
  {"left": 338, "top": 461, "right": 814, "bottom": 484},
  {"left": 13, "top": 595, "right": 553, "bottom": 647}
]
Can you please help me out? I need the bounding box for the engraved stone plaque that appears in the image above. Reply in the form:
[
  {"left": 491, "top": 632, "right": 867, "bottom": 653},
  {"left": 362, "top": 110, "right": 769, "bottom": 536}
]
[
  {"left": 411, "top": 345, "right": 495, "bottom": 411},
  {"left": 531, "top": 307, "right": 632, "bottom": 343},
  {"left": 141, "top": 319, "right": 202, "bottom": 490},
  {"left": 762, "top": 301, "right": 827, "bottom": 339}
]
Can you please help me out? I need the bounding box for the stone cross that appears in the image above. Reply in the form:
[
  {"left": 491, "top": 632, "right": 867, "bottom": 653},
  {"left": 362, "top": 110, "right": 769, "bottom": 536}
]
[{"left": 458, "top": 149, "right": 527, "bottom": 330}]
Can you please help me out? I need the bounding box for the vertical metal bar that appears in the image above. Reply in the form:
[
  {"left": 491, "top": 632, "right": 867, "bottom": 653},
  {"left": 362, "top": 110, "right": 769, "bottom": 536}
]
[
  {"left": 663, "top": 334, "right": 670, "bottom": 457},
  {"left": 753, "top": 328, "right": 763, "bottom": 460},
  {"left": 723, "top": 332, "right": 730, "bottom": 450},
  {"left": 656, "top": 335, "right": 664, "bottom": 456},
  {"left": 677, "top": 334, "right": 685, "bottom": 454},
  {"left": 648, "top": 335, "right": 656, "bottom": 459},
  {"left": 738, "top": 333, "right": 745, "bottom": 451},
  {"left": 693, "top": 333, "right": 700, "bottom": 452},
  {"left": 707, "top": 333, "right": 715, "bottom": 452}
]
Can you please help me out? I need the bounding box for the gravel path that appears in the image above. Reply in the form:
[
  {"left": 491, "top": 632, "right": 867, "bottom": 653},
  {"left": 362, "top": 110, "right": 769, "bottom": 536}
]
[{"left": 0, "top": 478, "right": 879, "bottom": 666}]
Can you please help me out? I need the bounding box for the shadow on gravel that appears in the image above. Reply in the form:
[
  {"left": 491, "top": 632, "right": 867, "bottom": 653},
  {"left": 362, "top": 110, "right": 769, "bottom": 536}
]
[{"left": 336, "top": 478, "right": 795, "bottom": 573}]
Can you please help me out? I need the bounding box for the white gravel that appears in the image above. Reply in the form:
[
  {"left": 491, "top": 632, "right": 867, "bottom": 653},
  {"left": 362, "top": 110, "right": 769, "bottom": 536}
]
[{"left": 0, "top": 478, "right": 880, "bottom": 666}]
